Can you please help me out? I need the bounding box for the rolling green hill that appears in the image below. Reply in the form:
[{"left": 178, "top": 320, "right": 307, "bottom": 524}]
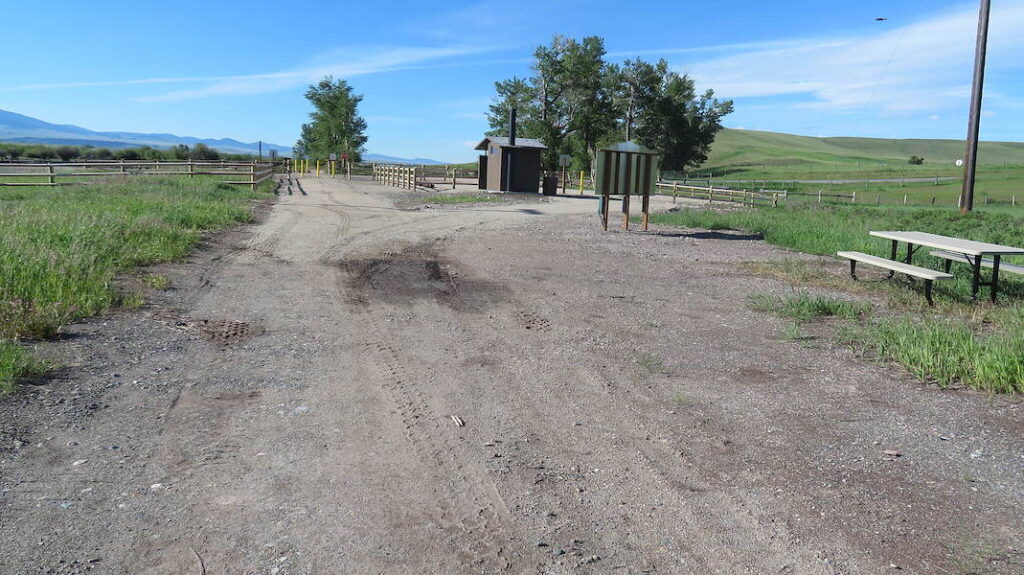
[{"left": 703, "top": 129, "right": 1024, "bottom": 171}]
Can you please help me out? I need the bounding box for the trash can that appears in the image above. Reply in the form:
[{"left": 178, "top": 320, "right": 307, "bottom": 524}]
[{"left": 542, "top": 175, "right": 558, "bottom": 196}]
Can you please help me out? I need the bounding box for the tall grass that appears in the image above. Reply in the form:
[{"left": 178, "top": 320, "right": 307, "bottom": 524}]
[
  {"left": 841, "top": 314, "right": 1024, "bottom": 394},
  {"left": 0, "top": 176, "right": 269, "bottom": 390},
  {"left": 749, "top": 292, "right": 870, "bottom": 321},
  {"left": 752, "top": 292, "right": 1024, "bottom": 393},
  {"left": 666, "top": 203, "right": 1024, "bottom": 393}
]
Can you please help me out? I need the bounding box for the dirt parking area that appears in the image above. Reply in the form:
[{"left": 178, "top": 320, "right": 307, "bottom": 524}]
[{"left": 1, "top": 176, "right": 1021, "bottom": 575}]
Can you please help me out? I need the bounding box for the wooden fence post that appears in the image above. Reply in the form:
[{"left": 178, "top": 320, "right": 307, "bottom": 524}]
[
  {"left": 250, "top": 162, "right": 256, "bottom": 192},
  {"left": 672, "top": 181, "right": 678, "bottom": 204},
  {"left": 47, "top": 164, "right": 55, "bottom": 185},
  {"left": 851, "top": 191, "right": 856, "bottom": 204}
]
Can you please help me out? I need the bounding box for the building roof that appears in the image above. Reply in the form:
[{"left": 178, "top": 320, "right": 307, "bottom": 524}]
[{"left": 474, "top": 136, "right": 547, "bottom": 151}]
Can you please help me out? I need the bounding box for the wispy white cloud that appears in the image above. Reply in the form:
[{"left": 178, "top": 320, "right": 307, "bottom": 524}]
[
  {"left": 0, "top": 44, "right": 492, "bottom": 102},
  {"left": 685, "top": 3, "right": 1024, "bottom": 115},
  {"left": 137, "top": 45, "right": 490, "bottom": 102}
]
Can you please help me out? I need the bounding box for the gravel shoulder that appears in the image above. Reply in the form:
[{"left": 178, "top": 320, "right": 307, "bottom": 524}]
[{"left": 1, "top": 176, "right": 1021, "bottom": 575}]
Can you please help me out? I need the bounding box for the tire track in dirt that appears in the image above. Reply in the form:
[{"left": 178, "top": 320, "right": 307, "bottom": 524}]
[{"left": 326, "top": 236, "right": 526, "bottom": 571}]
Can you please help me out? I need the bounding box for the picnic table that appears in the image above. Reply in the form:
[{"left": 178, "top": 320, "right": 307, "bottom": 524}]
[{"left": 869, "top": 231, "right": 1024, "bottom": 302}]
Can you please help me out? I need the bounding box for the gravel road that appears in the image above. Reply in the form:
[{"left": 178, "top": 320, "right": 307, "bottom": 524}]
[{"left": 1, "top": 176, "right": 1021, "bottom": 575}]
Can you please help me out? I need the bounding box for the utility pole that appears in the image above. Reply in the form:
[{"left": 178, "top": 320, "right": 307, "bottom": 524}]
[{"left": 960, "top": 0, "right": 991, "bottom": 214}]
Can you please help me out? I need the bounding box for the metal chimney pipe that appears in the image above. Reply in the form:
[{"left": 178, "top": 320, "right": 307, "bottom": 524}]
[{"left": 509, "top": 108, "right": 517, "bottom": 147}]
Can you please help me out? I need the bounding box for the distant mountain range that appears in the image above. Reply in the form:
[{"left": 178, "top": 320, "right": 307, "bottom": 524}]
[
  {"left": 0, "top": 109, "right": 447, "bottom": 164},
  {"left": 0, "top": 109, "right": 291, "bottom": 156}
]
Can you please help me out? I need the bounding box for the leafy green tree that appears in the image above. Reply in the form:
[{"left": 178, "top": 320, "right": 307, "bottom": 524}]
[
  {"left": 486, "top": 36, "right": 614, "bottom": 172},
  {"left": 565, "top": 37, "right": 615, "bottom": 172},
  {"left": 31, "top": 146, "right": 57, "bottom": 160},
  {"left": 609, "top": 59, "right": 663, "bottom": 143},
  {"left": 297, "top": 76, "right": 368, "bottom": 162},
  {"left": 485, "top": 77, "right": 538, "bottom": 138},
  {"left": 84, "top": 147, "right": 113, "bottom": 160},
  {"left": 624, "top": 60, "right": 734, "bottom": 171},
  {"left": 171, "top": 144, "right": 190, "bottom": 160},
  {"left": 189, "top": 143, "right": 220, "bottom": 161},
  {"left": 115, "top": 148, "right": 141, "bottom": 160},
  {"left": 54, "top": 146, "right": 79, "bottom": 161},
  {"left": 486, "top": 36, "right": 733, "bottom": 173}
]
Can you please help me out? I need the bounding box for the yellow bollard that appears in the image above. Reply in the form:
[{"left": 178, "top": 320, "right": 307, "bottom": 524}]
[
  {"left": 316, "top": 160, "right": 321, "bottom": 178},
  {"left": 579, "top": 170, "right": 584, "bottom": 195}
]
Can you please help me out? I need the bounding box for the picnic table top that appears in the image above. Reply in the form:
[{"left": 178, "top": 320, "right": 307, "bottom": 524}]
[{"left": 869, "top": 231, "right": 1024, "bottom": 257}]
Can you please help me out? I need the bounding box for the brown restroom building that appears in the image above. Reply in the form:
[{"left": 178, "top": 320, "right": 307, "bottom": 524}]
[{"left": 475, "top": 136, "right": 547, "bottom": 194}]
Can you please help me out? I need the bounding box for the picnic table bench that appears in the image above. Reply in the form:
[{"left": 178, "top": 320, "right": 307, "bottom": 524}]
[
  {"left": 837, "top": 251, "right": 951, "bottom": 305},
  {"left": 837, "top": 231, "right": 1024, "bottom": 304}
]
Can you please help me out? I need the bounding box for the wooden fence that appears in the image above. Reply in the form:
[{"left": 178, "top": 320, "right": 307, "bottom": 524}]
[
  {"left": 418, "top": 167, "right": 479, "bottom": 189},
  {"left": 0, "top": 160, "right": 276, "bottom": 191},
  {"left": 655, "top": 181, "right": 782, "bottom": 207},
  {"left": 372, "top": 164, "right": 420, "bottom": 190}
]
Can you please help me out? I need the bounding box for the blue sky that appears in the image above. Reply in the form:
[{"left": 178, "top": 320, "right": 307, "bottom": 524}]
[{"left": 2, "top": 0, "right": 1022, "bottom": 162}]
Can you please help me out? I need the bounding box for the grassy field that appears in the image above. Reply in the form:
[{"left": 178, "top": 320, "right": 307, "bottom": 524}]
[
  {"left": 651, "top": 203, "right": 1024, "bottom": 393},
  {"left": 694, "top": 128, "right": 1024, "bottom": 177},
  {"left": 777, "top": 170, "right": 1024, "bottom": 207},
  {"left": 662, "top": 129, "right": 1024, "bottom": 206},
  {"left": 0, "top": 176, "right": 271, "bottom": 390}
]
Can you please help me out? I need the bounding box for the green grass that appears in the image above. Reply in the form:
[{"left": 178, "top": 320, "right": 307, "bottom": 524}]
[
  {"left": 0, "top": 341, "right": 47, "bottom": 393},
  {"left": 751, "top": 291, "right": 1024, "bottom": 393},
  {"left": 650, "top": 204, "right": 1024, "bottom": 302},
  {"left": 840, "top": 313, "right": 1024, "bottom": 394},
  {"left": 749, "top": 292, "right": 871, "bottom": 321},
  {"left": 422, "top": 192, "right": 502, "bottom": 204},
  {"left": 696, "top": 128, "right": 1024, "bottom": 178},
  {"left": 667, "top": 128, "right": 1024, "bottom": 205},
  {"left": 0, "top": 175, "right": 270, "bottom": 391},
  {"left": 142, "top": 275, "right": 171, "bottom": 290}
]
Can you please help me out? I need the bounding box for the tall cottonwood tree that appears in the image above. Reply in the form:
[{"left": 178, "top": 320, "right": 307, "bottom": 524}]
[
  {"left": 486, "top": 36, "right": 733, "bottom": 173},
  {"left": 618, "top": 59, "right": 734, "bottom": 171},
  {"left": 296, "top": 77, "right": 368, "bottom": 162}
]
